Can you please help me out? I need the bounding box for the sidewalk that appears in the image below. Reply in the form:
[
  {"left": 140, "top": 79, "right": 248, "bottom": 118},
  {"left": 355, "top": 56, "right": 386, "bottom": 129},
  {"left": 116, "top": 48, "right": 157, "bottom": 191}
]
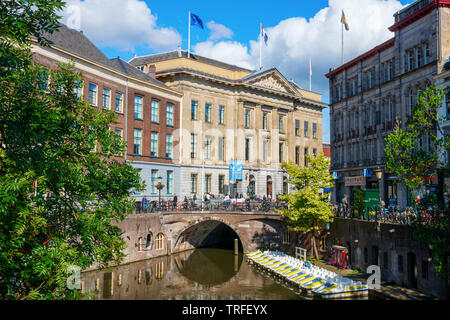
[{"left": 311, "top": 259, "right": 432, "bottom": 300}]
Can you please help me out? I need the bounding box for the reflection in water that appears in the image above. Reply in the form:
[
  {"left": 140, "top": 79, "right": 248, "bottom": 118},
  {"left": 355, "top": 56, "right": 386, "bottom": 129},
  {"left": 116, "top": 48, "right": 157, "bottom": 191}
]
[{"left": 82, "top": 248, "right": 302, "bottom": 300}]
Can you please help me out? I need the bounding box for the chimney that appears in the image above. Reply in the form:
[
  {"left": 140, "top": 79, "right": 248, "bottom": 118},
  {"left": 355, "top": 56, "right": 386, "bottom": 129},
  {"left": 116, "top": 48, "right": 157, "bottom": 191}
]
[
  {"left": 148, "top": 64, "right": 156, "bottom": 79},
  {"left": 177, "top": 46, "right": 182, "bottom": 58}
]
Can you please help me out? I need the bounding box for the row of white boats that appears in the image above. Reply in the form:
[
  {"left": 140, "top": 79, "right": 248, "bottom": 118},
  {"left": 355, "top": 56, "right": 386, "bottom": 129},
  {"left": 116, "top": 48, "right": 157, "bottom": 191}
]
[{"left": 247, "top": 250, "right": 369, "bottom": 299}]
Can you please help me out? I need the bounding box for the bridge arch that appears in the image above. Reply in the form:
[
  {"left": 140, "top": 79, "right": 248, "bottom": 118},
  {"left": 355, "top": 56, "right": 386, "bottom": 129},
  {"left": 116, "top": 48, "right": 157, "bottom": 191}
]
[{"left": 173, "top": 217, "right": 246, "bottom": 253}]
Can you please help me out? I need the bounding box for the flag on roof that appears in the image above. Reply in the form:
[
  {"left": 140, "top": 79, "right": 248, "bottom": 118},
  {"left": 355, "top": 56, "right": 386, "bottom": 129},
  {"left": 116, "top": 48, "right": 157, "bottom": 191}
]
[
  {"left": 261, "top": 24, "right": 269, "bottom": 45},
  {"left": 341, "top": 10, "right": 349, "bottom": 31},
  {"left": 191, "top": 13, "right": 204, "bottom": 29}
]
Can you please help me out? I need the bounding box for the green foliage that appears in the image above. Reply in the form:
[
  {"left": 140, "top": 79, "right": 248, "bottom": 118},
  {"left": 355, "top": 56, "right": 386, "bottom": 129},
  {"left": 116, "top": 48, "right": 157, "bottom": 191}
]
[
  {"left": 0, "top": 0, "right": 144, "bottom": 300},
  {"left": 385, "top": 84, "right": 450, "bottom": 297},
  {"left": 278, "top": 153, "right": 334, "bottom": 259}
]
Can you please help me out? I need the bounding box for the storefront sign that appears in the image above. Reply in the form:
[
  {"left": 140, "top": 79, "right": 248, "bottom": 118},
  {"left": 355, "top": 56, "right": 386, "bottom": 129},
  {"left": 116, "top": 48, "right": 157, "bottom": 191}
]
[
  {"left": 333, "top": 172, "right": 340, "bottom": 180},
  {"left": 363, "top": 169, "right": 372, "bottom": 178},
  {"left": 345, "top": 176, "right": 366, "bottom": 186}
]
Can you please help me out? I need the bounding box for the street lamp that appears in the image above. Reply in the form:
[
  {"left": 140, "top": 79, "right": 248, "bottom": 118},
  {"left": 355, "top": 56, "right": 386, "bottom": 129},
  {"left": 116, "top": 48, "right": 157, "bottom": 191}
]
[{"left": 375, "top": 169, "right": 383, "bottom": 219}]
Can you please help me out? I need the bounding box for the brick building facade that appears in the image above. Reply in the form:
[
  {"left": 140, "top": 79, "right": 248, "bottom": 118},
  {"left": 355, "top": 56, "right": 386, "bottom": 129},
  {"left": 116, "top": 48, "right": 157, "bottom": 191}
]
[{"left": 31, "top": 25, "right": 183, "bottom": 199}]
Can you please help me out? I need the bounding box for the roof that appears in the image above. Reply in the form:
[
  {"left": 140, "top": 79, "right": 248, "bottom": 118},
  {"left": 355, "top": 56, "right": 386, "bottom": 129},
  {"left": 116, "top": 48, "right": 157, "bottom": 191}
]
[
  {"left": 325, "top": 38, "right": 395, "bottom": 79},
  {"left": 41, "top": 24, "right": 116, "bottom": 70},
  {"left": 109, "top": 57, "right": 174, "bottom": 91},
  {"left": 40, "top": 24, "right": 178, "bottom": 94},
  {"left": 129, "top": 50, "right": 253, "bottom": 73}
]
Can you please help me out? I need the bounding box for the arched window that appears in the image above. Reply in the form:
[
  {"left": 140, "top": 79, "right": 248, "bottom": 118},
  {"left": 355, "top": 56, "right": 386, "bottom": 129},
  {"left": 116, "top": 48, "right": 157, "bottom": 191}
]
[
  {"left": 146, "top": 233, "right": 153, "bottom": 250},
  {"left": 155, "top": 233, "right": 164, "bottom": 250},
  {"left": 138, "top": 237, "right": 144, "bottom": 252}
]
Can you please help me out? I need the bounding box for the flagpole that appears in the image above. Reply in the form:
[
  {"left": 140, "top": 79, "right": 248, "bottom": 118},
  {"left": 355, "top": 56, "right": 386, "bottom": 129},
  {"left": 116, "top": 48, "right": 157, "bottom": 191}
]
[
  {"left": 259, "top": 22, "right": 262, "bottom": 70},
  {"left": 188, "top": 10, "right": 191, "bottom": 59},
  {"left": 341, "top": 16, "right": 344, "bottom": 65}
]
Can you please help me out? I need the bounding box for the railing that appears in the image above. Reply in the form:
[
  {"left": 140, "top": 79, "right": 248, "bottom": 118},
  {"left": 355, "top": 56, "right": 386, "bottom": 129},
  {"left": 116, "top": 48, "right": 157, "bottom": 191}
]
[
  {"left": 133, "top": 198, "right": 288, "bottom": 214},
  {"left": 334, "top": 205, "right": 415, "bottom": 225}
]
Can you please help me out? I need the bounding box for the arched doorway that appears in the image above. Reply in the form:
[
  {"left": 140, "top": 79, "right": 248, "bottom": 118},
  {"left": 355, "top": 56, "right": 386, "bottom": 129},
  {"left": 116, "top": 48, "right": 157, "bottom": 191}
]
[
  {"left": 407, "top": 252, "right": 418, "bottom": 289},
  {"left": 247, "top": 175, "right": 256, "bottom": 198},
  {"left": 267, "top": 176, "right": 272, "bottom": 198}
]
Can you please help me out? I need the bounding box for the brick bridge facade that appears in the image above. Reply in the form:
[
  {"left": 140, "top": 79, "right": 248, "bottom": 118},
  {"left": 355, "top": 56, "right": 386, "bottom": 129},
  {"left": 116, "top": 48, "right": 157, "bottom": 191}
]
[{"left": 113, "top": 212, "right": 297, "bottom": 266}]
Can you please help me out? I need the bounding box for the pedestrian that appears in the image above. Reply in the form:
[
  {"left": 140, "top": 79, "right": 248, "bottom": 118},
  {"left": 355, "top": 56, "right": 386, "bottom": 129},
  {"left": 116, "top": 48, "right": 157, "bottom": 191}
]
[
  {"left": 173, "top": 194, "right": 178, "bottom": 210},
  {"left": 246, "top": 194, "right": 251, "bottom": 211}
]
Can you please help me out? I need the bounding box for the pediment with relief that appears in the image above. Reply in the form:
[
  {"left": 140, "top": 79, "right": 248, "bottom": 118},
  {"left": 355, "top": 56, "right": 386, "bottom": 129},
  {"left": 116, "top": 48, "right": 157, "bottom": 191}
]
[{"left": 246, "top": 72, "right": 300, "bottom": 96}]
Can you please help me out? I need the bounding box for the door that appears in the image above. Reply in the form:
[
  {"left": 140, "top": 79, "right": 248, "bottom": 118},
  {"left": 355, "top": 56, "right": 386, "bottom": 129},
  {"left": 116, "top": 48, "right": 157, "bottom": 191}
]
[{"left": 407, "top": 252, "right": 418, "bottom": 289}]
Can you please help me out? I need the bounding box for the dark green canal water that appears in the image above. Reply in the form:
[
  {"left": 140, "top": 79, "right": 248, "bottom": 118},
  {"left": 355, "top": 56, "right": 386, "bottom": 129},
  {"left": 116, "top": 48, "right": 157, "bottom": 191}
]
[{"left": 82, "top": 248, "right": 375, "bottom": 300}]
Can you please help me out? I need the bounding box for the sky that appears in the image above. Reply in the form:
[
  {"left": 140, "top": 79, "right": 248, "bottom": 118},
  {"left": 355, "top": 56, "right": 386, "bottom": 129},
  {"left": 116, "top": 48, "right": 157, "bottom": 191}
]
[{"left": 60, "top": 0, "right": 417, "bottom": 142}]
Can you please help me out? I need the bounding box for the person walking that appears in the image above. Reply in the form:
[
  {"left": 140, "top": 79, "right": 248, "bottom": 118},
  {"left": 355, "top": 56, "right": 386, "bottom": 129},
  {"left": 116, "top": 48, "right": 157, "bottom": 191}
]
[{"left": 173, "top": 194, "right": 178, "bottom": 210}]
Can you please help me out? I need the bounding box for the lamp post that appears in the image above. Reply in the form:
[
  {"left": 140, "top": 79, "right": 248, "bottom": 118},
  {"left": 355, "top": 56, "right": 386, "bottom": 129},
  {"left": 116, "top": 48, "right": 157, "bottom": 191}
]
[
  {"left": 375, "top": 169, "right": 383, "bottom": 220},
  {"left": 157, "top": 176, "right": 163, "bottom": 211}
]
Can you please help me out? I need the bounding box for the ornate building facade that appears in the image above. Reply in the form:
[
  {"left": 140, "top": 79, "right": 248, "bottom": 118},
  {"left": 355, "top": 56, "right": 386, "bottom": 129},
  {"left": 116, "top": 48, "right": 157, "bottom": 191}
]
[
  {"left": 130, "top": 51, "right": 326, "bottom": 199},
  {"left": 327, "top": 0, "right": 450, "bottom": 207}
]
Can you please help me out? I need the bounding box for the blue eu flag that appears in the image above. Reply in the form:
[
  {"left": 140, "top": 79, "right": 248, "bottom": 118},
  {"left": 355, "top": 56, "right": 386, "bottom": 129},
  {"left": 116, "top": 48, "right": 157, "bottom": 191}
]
[{"left": 190, "top": 13, "right": 204, "bottom": 29}]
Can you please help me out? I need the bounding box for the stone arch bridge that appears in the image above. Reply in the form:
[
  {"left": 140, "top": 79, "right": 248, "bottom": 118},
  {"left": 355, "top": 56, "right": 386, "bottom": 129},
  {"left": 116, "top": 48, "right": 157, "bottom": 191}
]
[{"left": 116, "top": 212, "right": 289, "bottom": 265}]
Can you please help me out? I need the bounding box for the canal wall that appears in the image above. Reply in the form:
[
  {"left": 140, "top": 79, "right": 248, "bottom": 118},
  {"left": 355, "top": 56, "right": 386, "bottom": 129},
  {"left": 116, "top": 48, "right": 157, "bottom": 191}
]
[{"left": 328, "top": 218, "right": 447, "bottom": 299}]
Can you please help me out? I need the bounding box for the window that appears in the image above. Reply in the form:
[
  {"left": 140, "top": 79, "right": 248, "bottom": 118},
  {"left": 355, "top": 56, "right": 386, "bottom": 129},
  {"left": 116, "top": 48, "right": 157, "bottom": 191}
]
[
  {"left": 295, "top": 146, "right": 300, "bottom": 165},
  {"left": 304, "top": 148, "right": 309, "bottom": 167},
  {"left": 155, "top": 262, "right": 164, "bottom": 279},
  {"left": 166, "top": 103, "right": 174, "bottom": 126},
  {"left": 282, "top": 231, "right": 290, "bottom": 244},
  {"left": 151, "top": 132, "right": 158, "bottom": 157},
  {"left": 205, "top": 103, "right": 212, "bottom": 122},
  {"left": 313, "top": 148, "right": 317, "bottom": 158},
  {"left": 115, "top": 92, "right": 123, "bottom": 112},
  {"left": 219, "top": 175, "right": 225, "bottom": 194},
  {"left": 245, "top": 109, "right": 251, "bottom": 128},
  {"left": 372, "top": 246, "right": 379, "bottom": 266},
  {"left": 114, "top": 128, "right": 123, "bottom": 139},
  {"left": 166, "top": 135, "right": 173, "bottom": 159},
  {"left": 102, "top": 88, "right": 111, "bottom": 109},
  {"left": 191, "top": 100, "right": 198, "bottom": 120},
  {"left": 151, "top": 100, "right": 159, "bottom": 123},
  {"left": 313, "top": 123, "right": 317, "bottom": 139},
  {"left": 364, "top": 248, "right": 368, "bottom": 263},
  {"left": 415, "top": 46, "right": 422, "bottom": 69},
  {"left": 245, "top": 138, "right": 251, "bottom": 162},
  {"left": 262, "top": 113, "right": 268, "bottom": 130},
  {"left": 134, "top": 96, "right": 143, "bottom": 120},
  {"left": 279, "top": 116, "right": 283, "bottom": 133},
  {"left": 407, "top": 49, "right": 414, "bottom": 72},
  {"left": 218, "top": 106, "right": 225, "bottom": 124},
  {"left": 398, "top": 255, "right": 404, "bottom": 272},
  {"left": 167, "top": 171, "right": 173, "bottom": 194},
  {"left": 423, "top": 42, "right": 430, "bottom": 64},
  {"left": 133, "top": 129, "right": 142, "bottom": 155},
  {"left": 74, "top": 80, "right": 83, "bottom": 99},
  {"left": 190, "top": 174, "right": 198, "bottom": 193},
  {"left": 304, "top": 121, "right": 309, "bottom": 137},
  {"left": 155, "top": 233, "right": 164, "bottom": 250},
  {"left": 205, "top": 174, "right": 212, "bottom": 193},
  {"left": 279, "top": 143, "right": 283, "bottom": 163},
  {"left": 204, "top": 136, "right": 211, "bottom": 160},
  {"left": 190, "top": 134, "right": 197, "bottom": 159},
  {"left": 151, "top": 170, "right": 159, "bottom": 194},
  {"left": 422, "top": 260, "right": 428, "bottom": 279},
  {"left": 407, "top": 89, "right": 414, "bottom": 116},
  {"left": 386, "top": 98, "right": 393, "bottom": 122},
  {"left": 295, "top": 120, "right": 300, "bottom": 136},
  {"left": 88, "top": 83, "right": 97, "bottom": 105},
  {"left": 218, "top": 137, "right": 225, "bottom": 161}
]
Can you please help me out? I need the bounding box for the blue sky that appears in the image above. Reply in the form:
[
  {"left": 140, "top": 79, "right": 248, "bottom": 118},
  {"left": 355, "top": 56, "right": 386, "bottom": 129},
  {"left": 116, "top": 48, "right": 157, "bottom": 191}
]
[{"left": 62, "top": 0, "right": 416, "bottom": 142}]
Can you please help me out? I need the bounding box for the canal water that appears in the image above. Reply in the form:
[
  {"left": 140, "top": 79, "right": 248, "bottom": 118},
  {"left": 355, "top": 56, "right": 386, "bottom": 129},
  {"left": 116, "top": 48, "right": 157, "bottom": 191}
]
[{"left": 82, "top": 249, "right": 375, "bottom": 300}]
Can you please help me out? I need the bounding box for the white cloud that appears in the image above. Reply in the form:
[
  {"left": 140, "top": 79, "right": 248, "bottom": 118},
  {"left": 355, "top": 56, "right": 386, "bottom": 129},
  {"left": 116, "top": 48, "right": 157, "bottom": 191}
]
[
  {"left": 207, "top": 21, "right": 234, "bottom": 40},
  {"left": 194, "top": 41, "right": 254, "bottom": 70},
  {"left": 60, "top": 0, "right": 181, "bottom": 51}
]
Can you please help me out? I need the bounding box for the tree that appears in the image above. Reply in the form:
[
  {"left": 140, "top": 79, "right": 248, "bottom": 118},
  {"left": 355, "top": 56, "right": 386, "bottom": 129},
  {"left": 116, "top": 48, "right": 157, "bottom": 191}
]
[
  {"left": 385, "top": 84, "right": 450, "bottom": 298},
  {"left": 0, "top": 1, "right": 144, "bottom": 299},
  {"left": 278, "top": 153, "right": 334, "bottom": 259}
]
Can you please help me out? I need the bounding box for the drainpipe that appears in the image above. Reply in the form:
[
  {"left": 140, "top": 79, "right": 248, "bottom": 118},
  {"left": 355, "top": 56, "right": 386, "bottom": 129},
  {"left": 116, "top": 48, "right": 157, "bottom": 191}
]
[{"left": 125, "top": 78, "right": 129, "bottom": 162}]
